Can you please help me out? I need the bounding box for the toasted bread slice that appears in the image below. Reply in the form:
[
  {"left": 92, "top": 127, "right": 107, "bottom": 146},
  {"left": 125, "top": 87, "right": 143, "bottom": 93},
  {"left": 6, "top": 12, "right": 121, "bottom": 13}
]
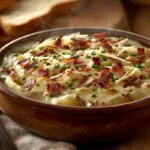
[
  {"left": 0, "top": 0, "right": 79, "bottom": 37},
  {"left": 0, "top": 0, "right": 15, "bottom": 11}
]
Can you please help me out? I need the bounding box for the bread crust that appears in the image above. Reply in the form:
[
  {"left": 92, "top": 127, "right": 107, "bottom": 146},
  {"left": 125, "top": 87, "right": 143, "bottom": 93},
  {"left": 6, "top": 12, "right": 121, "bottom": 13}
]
[
  {"left": 0, "top": 0, "right": 80, "bottom": 37},
  {"left": 0, "top": 0, "right": 15, "bottom": 11}
]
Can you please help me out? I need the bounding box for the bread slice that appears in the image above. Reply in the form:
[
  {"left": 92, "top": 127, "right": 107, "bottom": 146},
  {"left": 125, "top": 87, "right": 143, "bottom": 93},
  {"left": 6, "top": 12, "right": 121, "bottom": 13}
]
[
  {"left": 0, "top": 0, "right": 15, "bottom": 11},
  {"left": 0, "top": 0, "right": 80, "bottom": 37}
]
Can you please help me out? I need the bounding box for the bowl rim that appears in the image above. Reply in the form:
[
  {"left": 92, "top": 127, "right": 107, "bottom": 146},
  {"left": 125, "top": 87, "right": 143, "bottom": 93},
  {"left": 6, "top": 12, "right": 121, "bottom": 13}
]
[{"left": 0, "top": 27, "right": 150, "bottom": 113}]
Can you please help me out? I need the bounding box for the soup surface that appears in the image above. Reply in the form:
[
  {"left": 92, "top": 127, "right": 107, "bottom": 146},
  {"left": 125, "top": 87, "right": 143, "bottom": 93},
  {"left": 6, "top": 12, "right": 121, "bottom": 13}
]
[{"left": 0, "top": 32, "right": 150, "bottom": 106}]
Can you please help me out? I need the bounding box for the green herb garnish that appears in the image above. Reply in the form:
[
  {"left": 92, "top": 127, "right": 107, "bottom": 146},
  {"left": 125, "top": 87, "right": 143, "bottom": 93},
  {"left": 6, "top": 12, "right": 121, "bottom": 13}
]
[
  {"left": 92, "top": 94, "right": 97, "bottom": 98},
  {"left": 136, "top": 64, "right": 144, "bottom": 69}
]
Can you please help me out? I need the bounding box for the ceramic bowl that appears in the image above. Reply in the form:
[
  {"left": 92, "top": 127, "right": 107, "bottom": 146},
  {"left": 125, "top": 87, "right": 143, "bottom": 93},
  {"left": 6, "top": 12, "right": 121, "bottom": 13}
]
[{"left": 0, "top": 28, "right": 150, "bottom": 144}]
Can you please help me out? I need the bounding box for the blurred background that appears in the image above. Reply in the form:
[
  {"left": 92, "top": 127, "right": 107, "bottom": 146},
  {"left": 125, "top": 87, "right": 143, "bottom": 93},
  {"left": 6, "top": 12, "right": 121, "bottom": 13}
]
[{"left": 0, "top": 0, "right": 150, "bottom": 47}]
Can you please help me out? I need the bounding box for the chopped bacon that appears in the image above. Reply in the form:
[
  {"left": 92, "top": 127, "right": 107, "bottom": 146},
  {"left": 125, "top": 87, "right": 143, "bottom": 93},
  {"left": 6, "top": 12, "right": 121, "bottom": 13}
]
[
  {"left": 24, "top": 61, "right": 38, "bottom": 70},
  {"left": 38, "top": 68, "right": 49, "bottom": 77},
  {"left": 17, "top": 58, "right": 29, "bottom": 65},
  {"left": 123, "top": 76, "right": 141, "bottom": 88},
  {"left": 125, "top": 56, "right": 139, "bottom": 64},
  {"left": 36, "top": 48, "right": 49, "bottom": 56},
  {"left": 137, "top": 48, "right": 145, "bottom": 55},
  {"left": 145, "top": 69, "right": 150, "bottom": 74},
  {"left": 47, "top": 83, "right": 62, "bottom": 96},
  {"left": 111, "top": 62, "right": 124, "bottom": 77},
  {"left": 147, "top": 84, "right": 150, "bottom": 88},
  {"left": 76, "top": 95, "right": 86, "bottom": 106},
  {"left": 71, "top": 38, "right": 89, "bottom": 49},
  {"left": 108, "top": 89, "right": 119, "bottom": 94},
  {"left": 101, "top": 41, "right": 114, "bottom": 53},
  {"left": 26, "top": 79, "right": 36, "bottom": 91},
  {"left": 122, "top": 93, "right": 134, "bottom": 101},
  {"left": 92, "top": 57, "right": 101, "bottom": 66},
  {"left": 55, "top": 35, "right": 63, "bottom": 47},
  {"left": 79, "top": 75, "right": 89, "bottom": 86},
  {"left": 137, "top": 48, "right": 146, "bottom": 62},
  {"left": 93, "top": 68, "right": 110, "bottom": 87},
  {"left": 10, "top": 68, "right": 16, "bottom": 76},
  {"left": 93, "top": 32, "right": 106, "bottom": 42},
  {"left": 61, "top": 57, "right": 76, "bottom": 63},
  {"left": 89, "top": 100, "right": 98, "bottom": 106},
  {"left": 74, "top": 60, "right": 87, "bottom": 71}
]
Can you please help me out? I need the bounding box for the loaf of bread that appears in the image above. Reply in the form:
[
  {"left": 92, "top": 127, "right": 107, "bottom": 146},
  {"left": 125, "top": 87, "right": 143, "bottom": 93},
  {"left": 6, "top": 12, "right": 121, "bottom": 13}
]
[
  {"left": 0, "top": 0, "right": 80, "bottom": 37},
  {"left": 0, "top": 0, "right": 15, "bottom": 11}
]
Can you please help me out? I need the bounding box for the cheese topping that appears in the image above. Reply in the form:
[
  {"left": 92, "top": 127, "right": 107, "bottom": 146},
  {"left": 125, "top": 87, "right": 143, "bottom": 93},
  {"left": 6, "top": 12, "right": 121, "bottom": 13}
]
[{"left": 0, "top": 32, "right": 150, "bottom": 107}]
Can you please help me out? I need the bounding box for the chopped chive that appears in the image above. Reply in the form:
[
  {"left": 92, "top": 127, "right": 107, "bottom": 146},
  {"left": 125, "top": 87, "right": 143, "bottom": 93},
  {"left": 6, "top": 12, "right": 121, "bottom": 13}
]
[
  {"left": 0, "top": 77, "right": 6, "bottom": 81},
  {"left": 53, "top": 55, "right": 56, "bottom": 58},
  {"left": 91, "top": 51, "right": 96, "bottom": 55},
  {"left": 32, "top": 58, "right": 35, "bottom": 61},
  {"left": 92, "top": 94, "right": 97, "bottom": 98},
  {"left": 112, "top": 78, "right": 118, "bottom": 82},
  {"left": 87, "top": 55, "right": 91, "bottom": 59},
  {"left": 101, "top": 51, "right": 106, "bottom": 53},
  {"left": 92, "top": 65, "right": 100, "bottom": 69},
  {"left": 62, "top": 66, "right": 67, "bottom": 70},
  {"left": 74, "top": 65, "right": 79, "bottom": 69},
  {"left": 86, "top": 84, "right": 90, "bottom": 87},
  {"left": 44, "top": 54, "right": 48, "bottom": 57},
  {"left": 102, "top": 56, "right": 108, "bottom": 61},
  {"left": 22, "top": 77, "right": 26, "bottom": 80},
  {"left": 69, "top": 83, "right": 73, "bottom": 87},
  {"left": 52, "top": 73, "right": 57, "bottom": 76},
  {"left": 36, "top": 84, "right": 40, "bottom": 87},
  {"left": 141, "top": 75, "right": 147, "bottom": 80},
  {"left": 109, "top": 72, "right": 114, "bottom": 78},
  {"left": 88, "top": 74, "right": 92, "bottom": 77},
  {"left": 49, "top": 94, "right": 54, "bottom": 98},
  {"left": 131, "top": 53, "right": 137, "bottom": 57},
  {"left": 55, "top": 65, "right": 60, "bottom": 68},
  {"left": 75, "top": 55, "right": 80, "bottom": 58},
  {"left": 136, "top": 64, "right": 144, "bottom": 69},
  {"left": 39, "top": 46, "right": 45, "bottom": 50},
  {"left": 13, "top": 53, "right": 19, "bottom": 57},
  {"left": 120, "top": 56, "right": 125, "bottom": 59},
  {"left": 93, "top": 89, "right": 97, "bottom": 91},
  {"left": 88, "top": 35, "right": 92, "bottom": 40},
  {"left": 129, "top": 89, "right": 133, "bottom": 92},
  {"left": 105, "top": 63, "right": 111, "bottom": 66},
  {"left": 45, "top": 68, "right": 49, "bottom": 71},
  {"left": 33, "top": 65, "right": 38, "bottom": 69}
]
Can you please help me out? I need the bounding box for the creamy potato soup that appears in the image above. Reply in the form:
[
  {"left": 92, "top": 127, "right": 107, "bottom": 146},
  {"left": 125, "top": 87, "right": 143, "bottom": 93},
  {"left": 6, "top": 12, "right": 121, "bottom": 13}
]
[{"left": 0, "top": 32, "right": 150, "bottom": 106}]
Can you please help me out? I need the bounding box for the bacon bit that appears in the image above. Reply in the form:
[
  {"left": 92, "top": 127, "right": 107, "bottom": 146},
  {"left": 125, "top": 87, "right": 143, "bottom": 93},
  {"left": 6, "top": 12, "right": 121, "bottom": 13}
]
[
  {"left": 111, "top": 62, "right": 124, "bottom": 77},
  {"left": 108, "top": 89, "right": 119, "bottom": 94},
  {"left": 38, "top": 69, "right": 49, "bottom": 77},
  {"left": 65, "top": 68, "right": 73, "bottom": 75},
  {"left": 26, "top": 79, "right": 36, "bottom": 91},
  {"left": 10, "top": 68, "right": 16, "bottom": 76},
  {"left": 71, "top": 38, "right": 89, "bottom": 49},
  {"left": 36, "top": 48, "right": 49, "bottom": 56},
  {"left": 76, "top": 95, "right": 86, "bottom": 106},
  {"left": 61, "top": 57, "right": 76, "bottom": 63},
  {"left": 55, "top": 35, "right": 63, "bottom": 47},
  {"left": 24, "top": 61, "right": 38, "bottom": 70},
  {"left": 93, "top": 68, "right": 110, "bottom": 87},
  {"left": 137, "top": 48, "right": 145, "bottom": 55},
  {"left": 101, "top": 41, "right": 114, "bottom": 53},
  {"left": 123, "top": 76, "right": 141, "bottom": 88},
  {"left": 147, "top": 84, "right": 150, "bottom": 88},
  {"left": 79, "top": 75, "right": 89, "bottom": 86},
  {"left": 125, "top": 56, "right": 139, "bottom": 64},
  {"left": 17, "top": 58, "right": 29, "bottom": 65},
  {"left": 93, "top": 32, "right": 106, "bottom": 42},
  {"left": 122, "top": 93, "right": 134, "bottom": 101},
  {"left": 145, "top": 69, "right": 150, "bottom": 74},
  {"left": 74, "top": 60, "right": 87, "bottom": 71},
  {"left": 63, "top": 45, "right": 69, "bottom": 49},
  {"left": 89, "top": 100, "right": 98, "bottom": 106},
  {"left": 137, "top": 48, "right": 146, "bottom": 62},
  {"left": 47, "top": 83, "right": 62, "bottom": 96},
  {"left": 92, "top": 57, "right": 101, "bottom": 66}
]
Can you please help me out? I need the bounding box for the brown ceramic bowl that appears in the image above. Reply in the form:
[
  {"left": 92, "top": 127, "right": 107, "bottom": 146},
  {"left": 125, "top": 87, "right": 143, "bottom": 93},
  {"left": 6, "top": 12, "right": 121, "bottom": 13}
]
[{"left": 0, "top": 28, "right": 150, "bottom": 144}]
